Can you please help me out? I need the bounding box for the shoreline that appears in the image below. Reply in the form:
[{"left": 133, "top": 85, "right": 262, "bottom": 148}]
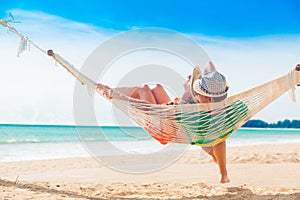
[
  {"left": 1, "top": 142, "right": 300, "bottom": 163},
  {"left": 1, "top": 143, "right": 300, "bottom": 199}
]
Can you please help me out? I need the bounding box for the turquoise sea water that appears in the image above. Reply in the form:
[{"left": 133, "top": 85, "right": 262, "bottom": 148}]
[{"left": 1, "top": 124, "right": 300, "bottom": 162}]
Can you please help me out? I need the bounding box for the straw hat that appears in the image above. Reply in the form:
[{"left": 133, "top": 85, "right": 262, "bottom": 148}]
[
  {"left": 188, "top": 66, "right": 202, "bottom": 103},
  {"left": 203, "top": 61, "right": 216, "bottom": 73},
  {"left": 193, "top": 71, "right": 229, "bottom": 98}
]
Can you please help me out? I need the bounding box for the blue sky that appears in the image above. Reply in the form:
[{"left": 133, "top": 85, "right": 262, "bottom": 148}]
[
  {"left": 0, "top": 1, "right": 300, "bottom": 125},
  {"left": 1, "top": 0, "right": 300, "bottom": 37}
]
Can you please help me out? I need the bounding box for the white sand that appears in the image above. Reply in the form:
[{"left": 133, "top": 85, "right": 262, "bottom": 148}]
[{"left": 1, "top": 143, "right": 300, "bottom": 199}]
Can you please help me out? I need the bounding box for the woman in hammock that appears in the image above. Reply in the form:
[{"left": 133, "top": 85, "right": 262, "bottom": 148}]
[{"left": 96, "top": 62, "right": 230, "bottom": 183}]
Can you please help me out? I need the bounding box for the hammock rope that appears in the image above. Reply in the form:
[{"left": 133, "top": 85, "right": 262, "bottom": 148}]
[{"left": 1, "top": 19, "right": 300, "bottom": 147}]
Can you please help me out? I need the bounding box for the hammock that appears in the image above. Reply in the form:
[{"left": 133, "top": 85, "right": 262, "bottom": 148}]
[{"left": 1, "top": 20, "right": 300, "bottom": 147}]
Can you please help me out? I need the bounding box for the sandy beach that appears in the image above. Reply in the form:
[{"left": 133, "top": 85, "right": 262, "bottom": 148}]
[{"left": 1, "top": 143, "right": 300, "bottom": 199}]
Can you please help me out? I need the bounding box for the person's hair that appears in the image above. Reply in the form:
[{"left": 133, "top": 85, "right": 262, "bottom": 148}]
[{"left": 211, "top": 94, "right": 227, "bottom": 102}]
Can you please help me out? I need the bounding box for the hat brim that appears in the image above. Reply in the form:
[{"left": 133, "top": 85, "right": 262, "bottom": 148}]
[
  {"left": 193, "top": 79, "right": 229, "bottom": 98},
  {"left": 188, "top": 67, "right": 202, "bottom": 101}
]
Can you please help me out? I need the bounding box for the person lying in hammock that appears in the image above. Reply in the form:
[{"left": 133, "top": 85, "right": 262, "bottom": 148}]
[{"left": 96, "top": 61, "right": 231, "bottom": 183}]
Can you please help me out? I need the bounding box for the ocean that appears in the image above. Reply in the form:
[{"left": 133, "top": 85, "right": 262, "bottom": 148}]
[{"left": 1, "top": 124, "right": 300, "bottom": 162}]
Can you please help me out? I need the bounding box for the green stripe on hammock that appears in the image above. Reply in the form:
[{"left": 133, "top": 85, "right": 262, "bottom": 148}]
[{"left": 176, "top": 100, "right": 248, "bottom": 145}]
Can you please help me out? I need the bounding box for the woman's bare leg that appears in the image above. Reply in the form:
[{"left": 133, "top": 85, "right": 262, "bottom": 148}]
[
  {"left": 151, "top": 84, "right": 171, "bottom": 104},
  {"left": 97, "top": 83, "right": 171, "bottom": 104},
  {"left": 135, "top": 85, "right": 157, "bottom": 104},
  {"left": 113, "top": 87, "right": 139, "bottom": 99},
  {"left": 202, "top": 147, "right": 217, "bottom": 163},
  {"left": 213, "top": 141, "right": 230, "bottom": 183},
  {"left": 113, "top": 85, "right": 157, "bottom": 103},
  {"left": 96, "top": 83, "right": 157, "bottom": 104}
]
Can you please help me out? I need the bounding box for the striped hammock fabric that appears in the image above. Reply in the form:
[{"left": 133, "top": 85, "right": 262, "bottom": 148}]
[
  {"left": 108, "top": 71, "right": 298, "bottom": 146},
  {"left": 1, "top": 19, "right": 300, "bottom": 147}
]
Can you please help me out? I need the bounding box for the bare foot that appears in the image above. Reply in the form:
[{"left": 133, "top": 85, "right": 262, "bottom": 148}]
[
  {"left": 96, "top": 83, "right": 113, "bottom": 99},
  {"left": 96, "top": 83, "right": 110, "bottom": 90},
  {"left": 220, "top": 175, "right": 230, "bottom": 184}
]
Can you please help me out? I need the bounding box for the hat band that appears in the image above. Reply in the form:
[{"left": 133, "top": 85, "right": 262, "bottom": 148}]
[
  {"left": 199, "top": 84, "right": 227, "bottom": 96},
  {"left": 194, "top": 83, "right": 229, "bottom": 98}
]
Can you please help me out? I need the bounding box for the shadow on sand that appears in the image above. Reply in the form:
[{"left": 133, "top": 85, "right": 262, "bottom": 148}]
[{"left": 1, "top": 179, "right": 299, "bottom": 200}]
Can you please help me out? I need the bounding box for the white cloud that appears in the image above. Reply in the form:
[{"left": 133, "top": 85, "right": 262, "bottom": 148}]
[
  {"left": 0, "top": 9, "right": 114, "bottom": 125},
  {"left": 1, "top": 9, "right": 299, "bottom": 125}
]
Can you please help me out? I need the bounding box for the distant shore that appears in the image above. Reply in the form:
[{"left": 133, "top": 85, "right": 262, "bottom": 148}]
[
  {"left": 2, "top": 120, "right": 300, "bottom": 128},
  {"left": 243, "top": 119, "right": 300, "bottom": 128}
]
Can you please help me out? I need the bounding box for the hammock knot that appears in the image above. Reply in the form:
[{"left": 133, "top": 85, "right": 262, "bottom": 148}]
[
  {"left": 17, "top": 35, "right": 29, "bottom": 57},
  {"left": 47, "top": 49, "right": 54, "bottom": 56},
  {"left": 286, "top": 69, "right": 296, "bottom": 102}
]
